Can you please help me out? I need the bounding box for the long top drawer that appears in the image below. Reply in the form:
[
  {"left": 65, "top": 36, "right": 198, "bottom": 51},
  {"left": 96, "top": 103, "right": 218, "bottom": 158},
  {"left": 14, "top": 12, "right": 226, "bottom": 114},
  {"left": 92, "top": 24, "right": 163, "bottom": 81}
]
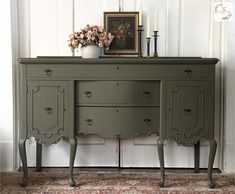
[{"left": 26, "top": 64, "right": 210, "bottom": 78}]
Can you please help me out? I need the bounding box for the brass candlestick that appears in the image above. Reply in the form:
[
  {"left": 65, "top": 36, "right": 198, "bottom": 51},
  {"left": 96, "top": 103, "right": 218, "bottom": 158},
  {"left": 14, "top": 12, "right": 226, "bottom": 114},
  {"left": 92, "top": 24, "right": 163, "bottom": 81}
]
[
  {"left": 153, "top": 31, "right": 159, "bottom": 58},
  {"left": 146, "top": 37, "right": 151, "bottom": 57},
  {"left": 137, "top": 25, "right": 143, "bottom": 58}
]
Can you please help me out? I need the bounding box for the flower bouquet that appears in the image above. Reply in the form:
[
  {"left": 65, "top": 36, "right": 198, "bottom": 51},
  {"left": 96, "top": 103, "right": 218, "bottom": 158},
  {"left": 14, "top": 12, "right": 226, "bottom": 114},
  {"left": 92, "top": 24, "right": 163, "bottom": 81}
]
[{"left": 68, "top": 25, "right": 114, "bottom": 52}]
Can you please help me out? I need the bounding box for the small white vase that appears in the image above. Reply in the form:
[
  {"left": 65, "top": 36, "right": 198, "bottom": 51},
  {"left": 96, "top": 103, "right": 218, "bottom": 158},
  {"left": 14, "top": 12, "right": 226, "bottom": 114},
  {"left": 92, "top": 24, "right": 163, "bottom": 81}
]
[{"left": 81, "top": 44, "right": 101, "bottom": 58}]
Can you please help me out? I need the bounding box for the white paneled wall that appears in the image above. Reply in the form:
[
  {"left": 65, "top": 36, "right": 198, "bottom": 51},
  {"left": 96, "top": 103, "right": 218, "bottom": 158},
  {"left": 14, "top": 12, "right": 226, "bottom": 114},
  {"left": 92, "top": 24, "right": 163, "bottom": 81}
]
[
  {"left": 167, "top": 0, "right": 181, "bottom": 56},
  {"left": 30, "top": 0, "right": 73, "bottom": 56},
  {"left": 13, "top": 0, "right": 227, "bottom": 170},
  {"left": 26, "top": 138, "right": 118, "bottom": 167},
  {"left": 0, "top": 0, "right": 13, "bottom": 171},
  {"left": 121, "top": 0, "right": 220, "bottom": 168},
  {"left": 180, "top": 0, "right": 212, "bottom": 57},
  {"left": 225, "top": 0, "right": 235, "bottom": 172},
  {"left": 137, "top": 0, "right": 168, "bottom": 56}
]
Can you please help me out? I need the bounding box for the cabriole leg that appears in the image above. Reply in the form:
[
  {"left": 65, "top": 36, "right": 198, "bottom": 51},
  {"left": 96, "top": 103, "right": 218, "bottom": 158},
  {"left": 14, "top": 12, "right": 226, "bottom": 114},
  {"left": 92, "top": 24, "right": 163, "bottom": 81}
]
[
  {"left": 19, "top": 139, "right": 27, "bottom": 187},
  {"left": 157, "top": 139, "right": 165, "bottom": 187},
  {"left": 69, "top": 137, "right": 77, "bottom": 187},
  {"left": 208, "top": 139, "right": 217, "bottom": 188}
]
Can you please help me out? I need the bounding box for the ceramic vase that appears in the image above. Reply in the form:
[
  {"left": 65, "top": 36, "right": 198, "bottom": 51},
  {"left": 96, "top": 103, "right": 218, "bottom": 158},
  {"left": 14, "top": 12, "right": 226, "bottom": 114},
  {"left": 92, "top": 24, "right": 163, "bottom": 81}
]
[{"left": 81, "top": 44, "right": 101, "bottom": 58}]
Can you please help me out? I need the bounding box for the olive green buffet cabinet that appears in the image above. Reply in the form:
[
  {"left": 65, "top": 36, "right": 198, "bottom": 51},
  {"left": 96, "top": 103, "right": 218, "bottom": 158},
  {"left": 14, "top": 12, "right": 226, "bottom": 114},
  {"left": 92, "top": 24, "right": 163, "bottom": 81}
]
[{"left": 17, "top": 57, "right": 219, "bottom": 188}]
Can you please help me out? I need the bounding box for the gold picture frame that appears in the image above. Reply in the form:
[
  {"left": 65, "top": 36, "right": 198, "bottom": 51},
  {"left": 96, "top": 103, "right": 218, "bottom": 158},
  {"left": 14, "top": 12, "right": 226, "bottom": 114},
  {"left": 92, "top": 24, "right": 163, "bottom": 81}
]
[{"left": 104, "top": 12, "right": 139, "bottom": 55}]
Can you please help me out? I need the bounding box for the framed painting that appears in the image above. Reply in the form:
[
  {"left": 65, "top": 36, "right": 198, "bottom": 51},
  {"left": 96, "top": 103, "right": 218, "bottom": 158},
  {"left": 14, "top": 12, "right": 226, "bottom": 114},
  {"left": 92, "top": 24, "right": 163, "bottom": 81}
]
[{"left": 104, "top": 12, "right": 139, "bottom": 55}]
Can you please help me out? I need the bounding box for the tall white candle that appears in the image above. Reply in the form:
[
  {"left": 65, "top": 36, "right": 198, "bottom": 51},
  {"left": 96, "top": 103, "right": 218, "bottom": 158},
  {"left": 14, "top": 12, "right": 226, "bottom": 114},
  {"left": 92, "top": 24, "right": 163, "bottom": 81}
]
[
  {"left": 154, "top": 11, "right": 158, "bottom": 31},
  {"left": 147, "top": 14, "right": 150, "bottom": 37},
  {"left": 138, "top": 4, "right": 142, "bottom": 25}
]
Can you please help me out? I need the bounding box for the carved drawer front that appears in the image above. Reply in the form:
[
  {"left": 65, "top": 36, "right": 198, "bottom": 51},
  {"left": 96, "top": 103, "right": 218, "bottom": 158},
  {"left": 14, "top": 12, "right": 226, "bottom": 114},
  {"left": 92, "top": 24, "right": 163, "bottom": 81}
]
[
  {"left": 26, "top": 64, "right": 208, "bottom": 79},
  {"left": 27, "top": 81, "right": 69, "bottom": 145},
  {"left": 76, "top": 107, "right": 160, "bottom": 138},
  {"left": 76, "top": 81, "right": 160, "bottom": 106},
  {"left": 166, "top": 81, "right": 211, "bottom": 145}
]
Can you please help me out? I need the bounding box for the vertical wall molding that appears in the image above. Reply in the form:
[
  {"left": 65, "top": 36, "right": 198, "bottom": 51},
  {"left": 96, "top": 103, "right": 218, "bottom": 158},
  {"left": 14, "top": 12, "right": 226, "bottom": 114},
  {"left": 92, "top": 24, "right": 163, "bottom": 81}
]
[
  {"left": 208, "top": 0, "right": 214, "bottom": 57},
  {"left": 217, "top": 0, "right": 226, "bottom": 171},
  {"left": 10, "top": 0, "right": 20, "bottom": 170},
  {"left": 18, "top": 0, "right": 31, "bottom": 57},
  {"left": 165, "top": 0, "right": 169, "bottom": 56},
  {"left": 218, "top": 0, "right": 227, "bottom": 172},
  {"left": 72, "top": 0, "right": 75, "bottom": 56},
  {"left": 28, "top": 0, "right": 31, "bottom": 57},
  {"left": 178, "top": 0, "right": 184, "bottom": 56},
  {"left": 207, "top": 0, "right": 224, "bottom": 171},
  {"left": 72, "top": 0, "right": 75, "bottom": 32},
  {"left": 220, "top": 21, "right": 227, "bottom": 171},
  {"left": 119, "top": 0, "right": 124, "bottom": 12}
]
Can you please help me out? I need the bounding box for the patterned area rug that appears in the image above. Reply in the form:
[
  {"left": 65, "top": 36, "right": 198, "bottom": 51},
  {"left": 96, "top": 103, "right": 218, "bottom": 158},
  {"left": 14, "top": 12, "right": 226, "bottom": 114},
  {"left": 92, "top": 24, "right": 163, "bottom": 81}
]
[{"left": 1, "top": 170, "right": 235, "bottom": 194}]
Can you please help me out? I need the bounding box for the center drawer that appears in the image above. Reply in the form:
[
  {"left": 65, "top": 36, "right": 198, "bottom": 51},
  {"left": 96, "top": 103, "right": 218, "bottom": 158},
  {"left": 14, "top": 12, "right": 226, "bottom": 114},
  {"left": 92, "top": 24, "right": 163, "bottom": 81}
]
[
  {"left": 76, "top": 107, "right": 160, "bottom": 138},
  {"left": 76, "top": 81, "right": 160, "bottom": 106}
]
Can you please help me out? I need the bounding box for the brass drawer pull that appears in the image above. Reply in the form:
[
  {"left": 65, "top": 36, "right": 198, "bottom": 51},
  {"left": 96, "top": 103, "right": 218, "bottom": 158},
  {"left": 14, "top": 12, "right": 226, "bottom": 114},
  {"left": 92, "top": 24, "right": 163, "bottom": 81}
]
[
  {"left": 44, "top": 69, "right": 52, "bottom": 76},
  {"left": 45, "top": 107, "right": 52, "bottom": 114},
  {"left": 184, "top": 69, "right": 192, "bottom": 75},
  {"left": 144, "top": 119, "right": 152, "bottom": 125},
  {"left": 143, "top": 91, "right": 151, "bottom": 97},
  {"left": 85, "top": 119, "right": 93, "bottom": 126},
  {"left": 84, "top": 91, "right": 92, "bottom": 98},
  {"left": 184, "top": 108, "right": 192, "bottom": 113},
  {"left": 116, "top": 134, "right": 121, "bottom": 138}
]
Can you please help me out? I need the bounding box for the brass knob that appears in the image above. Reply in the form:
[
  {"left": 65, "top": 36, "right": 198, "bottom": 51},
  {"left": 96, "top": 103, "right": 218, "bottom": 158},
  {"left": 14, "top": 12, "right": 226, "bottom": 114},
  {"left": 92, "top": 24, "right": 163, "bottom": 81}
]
[
  {"left": 85, "top": 119, "right": 93, "bottom": 126},
  {"left": 84, "top": 91, "right": 92, "bottom": 98},
  {"left": 184, "top": 69, "right": 192, "bottom": 75},
  {"left": 45, "top": 107, "right": 52, "bottom": 114},
  {"left": 143, "top": 91, "right": 151, "bottom": 97},
  {"left": 144, "top": 119, "right": 151, "bottom": 125},
  {"left": 184, "top": 108, "right": 192, "bottom": 113},
  {"left": 44, "top": 69, "right": 52, "bottom": 76},
  {"left": 116, "top": 134, "right": 121, "bottom": 138}
]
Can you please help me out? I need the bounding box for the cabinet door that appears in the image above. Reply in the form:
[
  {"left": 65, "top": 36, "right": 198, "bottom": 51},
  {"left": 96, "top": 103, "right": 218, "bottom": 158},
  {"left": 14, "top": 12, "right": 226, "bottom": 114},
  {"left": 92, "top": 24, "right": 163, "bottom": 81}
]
[
  {"left": 166, "top": 81, "right": 211, "bottom": 145},
  {"left": 27, "top": 81, "right": 69, "bottom": 145}
]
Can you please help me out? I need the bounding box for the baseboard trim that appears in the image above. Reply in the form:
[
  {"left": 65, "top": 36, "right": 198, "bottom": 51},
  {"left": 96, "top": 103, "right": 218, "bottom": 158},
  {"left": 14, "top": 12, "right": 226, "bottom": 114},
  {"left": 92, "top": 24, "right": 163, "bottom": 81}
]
[{"left": 0, "top": 141, "right": 13, "bottom": 171}]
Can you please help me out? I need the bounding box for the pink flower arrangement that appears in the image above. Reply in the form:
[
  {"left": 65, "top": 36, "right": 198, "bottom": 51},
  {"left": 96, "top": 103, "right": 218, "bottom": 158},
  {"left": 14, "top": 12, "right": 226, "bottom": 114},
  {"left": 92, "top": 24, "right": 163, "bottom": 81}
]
[{"left": 68, "top": 25, "right": 114, "bottom": 51}]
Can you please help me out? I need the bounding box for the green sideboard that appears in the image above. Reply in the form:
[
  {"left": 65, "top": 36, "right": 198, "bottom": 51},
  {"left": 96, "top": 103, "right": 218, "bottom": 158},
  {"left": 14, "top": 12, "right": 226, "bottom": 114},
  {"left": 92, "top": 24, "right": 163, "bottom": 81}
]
[{"left": 17, "top": 57, "right": 219, "bottom": 188}]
